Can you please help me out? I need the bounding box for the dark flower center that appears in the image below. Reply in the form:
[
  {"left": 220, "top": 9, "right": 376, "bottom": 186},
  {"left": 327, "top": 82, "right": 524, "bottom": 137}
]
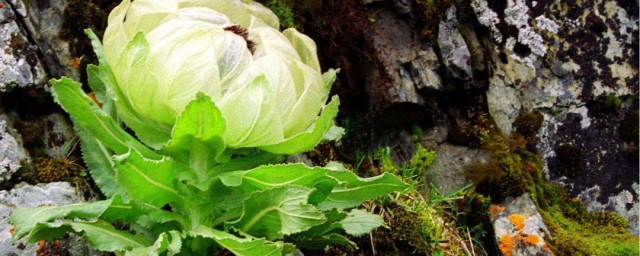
[{"left": 224, "top": 26, "right": 255, "bottom": 54}]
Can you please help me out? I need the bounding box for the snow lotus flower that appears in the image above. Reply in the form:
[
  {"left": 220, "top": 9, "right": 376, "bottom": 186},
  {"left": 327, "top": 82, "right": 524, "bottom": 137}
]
[{"left": 101, "top": 0, "right": 338, "bottom": 152}]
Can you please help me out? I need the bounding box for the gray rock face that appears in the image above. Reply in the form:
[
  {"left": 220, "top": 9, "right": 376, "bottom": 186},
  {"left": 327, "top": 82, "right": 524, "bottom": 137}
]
[
  {"left": 491, "top": 194, "right": 552, "bottom": 256},
  {"left": 438, "top": 6, "right": 472, "bottom": 79},
  {"left": 476, "top": 0, "right": 639, "bottom": 226},
  {"left": 0, "top": 0, "right": 47, "bottom": 92},
  {"left": 578, "top": 183, "right": 640, "bottom": 235},
  {"left": 0, "top": 182, "right": 100, "bottom": 256},
  {"left": 0, "top": 115, "right": 29, "bottom": 183},
  {"left": 13, "top": 0, "right": 78, "bottom": 81},
  {"left": 427, "top": 143, "right": 489, "bottom": 194},
  {"left": 364, "top": 5, "right": 441, "bottom": 114}
]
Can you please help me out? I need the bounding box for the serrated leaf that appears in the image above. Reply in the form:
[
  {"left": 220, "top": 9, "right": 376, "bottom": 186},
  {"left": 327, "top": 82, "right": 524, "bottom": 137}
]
[
  {"left": 125, "top": 231, "right": 181, "bottom": 256},
  {"left": 219, "top": 163, "right": 339, "bottom": 206},
  {"left": 28, "top": 221, "right": 149, "bottom": 251},
  {"left": 231, "top": 186, "right": 326, "bottom": 239},
  {"left": 101, "top": 197, "right": 180, "bottom": 228},
  {"left": 260, "top": 96, "right": 340, "bottom": 155},
  {"left": 87, "top": 64, "right": 117, "bottom": 119},
  {"left": 114, "top": 150, "right": 178, "bottom": 207},
  {"left": 125, "top": 232, "right": 169, "bottom": 256},
  {"left": 163, "top": 93, "right": 225, "bottom": 178},
  {"left": 318, "top": 172, "right": 406, "bottom": 210},
  {"left": 339, "top": 209, "right": 385, "bottom": 237},
  {"left": 191, "top": 226, "right": 283, "bottom": 256},
  {"left": 220, "top": 163, "right": 332, "bottom": 190},
  {"left": 295, "top": 233, "right": 356, "bottom": 250},
  {"left": 50, "top": 77, "right": 160, "bottom": 160},
  {"left": 9, "top": 198, "right": 115, "bottom": 239},
  {"left": 295, "top": 210, "right": 346, "bottom": 239},
  {"left": 76, "top": 124, "right": 123, "bottom": 197}
]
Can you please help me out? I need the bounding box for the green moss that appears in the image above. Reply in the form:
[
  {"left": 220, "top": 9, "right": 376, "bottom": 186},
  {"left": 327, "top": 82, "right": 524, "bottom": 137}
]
[
  {"left": 34, "top": 156, "right": 83, "bottom": 183},
  {"left": 462, "top": 112, "right": 638, "bottom": 256},
  {"left": 13, "top": 119, "right": 45, "bottom": 147},
  {"left": 410, "top": 144, "right": 437, "bottom": 177},
  {"left": 415, "top": 0, "right": 454, "bottom": 44},
  {"left": 514, "top": 111, "right": 544, "bottom": 146},
  {"left": 604, "top": 95, "right": 623, "bottom": 110},
  {"left": 258, "top": 0, "right": 297, "bottom": 29}
]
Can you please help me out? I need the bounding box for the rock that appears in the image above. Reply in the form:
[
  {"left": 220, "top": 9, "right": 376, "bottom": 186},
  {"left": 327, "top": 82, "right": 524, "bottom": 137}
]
[
  {"left": 578, "top": 183, "right": 640, "bottom": 235},
  {"left": 491, "top": 194, "right": 553, "bottom": 256},
  {"left": 427, "top": 143, "right": 489, "bottom": 194},
  {"left": 438, "top": 6, "right": 472, "bottom": 79},
  {"left": 487, "top": 81, "right": 521, "bottom": 135},
  {"left": 13, "top": 0, "right": 78, "bottom": 81},
  {"left": 365, "top": 6, "right": 441, "bottom": 114},
  {"left": 41, "top": 113, "right": 76, "bottom": 159},
  {"left": 0, "top": 115, "right": 29, "bottom": 184},
  {"left": 0, "top": 0, "right": 47, "bottom": 92},
  {"left": 0, "top": 182, "right": 103, "bottom": 256}
]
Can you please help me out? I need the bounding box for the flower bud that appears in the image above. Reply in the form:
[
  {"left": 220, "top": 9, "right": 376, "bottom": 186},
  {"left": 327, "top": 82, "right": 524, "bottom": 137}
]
[{"left": 102, "top": 0, "right": 336, "bottom": 150}]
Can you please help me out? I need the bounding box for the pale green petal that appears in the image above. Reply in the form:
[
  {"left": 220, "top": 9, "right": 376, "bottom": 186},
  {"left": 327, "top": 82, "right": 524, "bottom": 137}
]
[
  {"left": 283, "top": 28, "right": 321, "bottom": 72},
  {"left": 250, "top": 24, "right": 300, "bottom": 61},
  {"left": 260, "top": 96, "right": 340, "bottom": 155},
  {"left": 243, "top": 1, "right": 280, "bottom": 29},
  {"left": 248, "top": 56, "right": 296, "bottom": 125},
  {"left": 112, "top": 33, "right": 171, "bottom": 148},
  {"left": 219, "top": 75, "right": 284, "bottom": 148},
  {"left": 124, "top": 0, "right": 179, "bottom": 37},
  {"left": 281, "top": 61, "right": 324, "bottom": 137},
  {"left": 145, "top": 19, "right": 225, "bottom": 116},
  {"left": 103, "top": 0, "right": 131, "bottom": 65},
  {"left": 217, "top": 31, "right": 254, "bottom": 96}
]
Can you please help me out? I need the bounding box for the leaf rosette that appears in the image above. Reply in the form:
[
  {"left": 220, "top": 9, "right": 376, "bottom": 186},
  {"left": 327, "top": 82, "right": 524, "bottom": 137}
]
[{"left": 8, "top": 0, "right": 406, "bottom": 255}]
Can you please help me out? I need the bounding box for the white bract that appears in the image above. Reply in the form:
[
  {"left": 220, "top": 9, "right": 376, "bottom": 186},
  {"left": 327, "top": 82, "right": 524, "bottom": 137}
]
[{"left": 102, "top": 0, "right": 336, "bottom": 150}]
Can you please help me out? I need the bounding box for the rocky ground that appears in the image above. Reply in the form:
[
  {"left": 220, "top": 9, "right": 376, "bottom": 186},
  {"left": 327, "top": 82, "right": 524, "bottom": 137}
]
[{"left": 0, "top": 0, "right": 637, "bottom": 255}]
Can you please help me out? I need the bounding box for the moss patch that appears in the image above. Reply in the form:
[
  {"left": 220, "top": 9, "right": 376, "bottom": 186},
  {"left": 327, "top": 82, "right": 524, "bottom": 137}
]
[
  {"left": 256, "top": 0, "right": 298, "bottom": 29},
  {"left": 464, "top": 112, "right": 639, "bottom": 256}
]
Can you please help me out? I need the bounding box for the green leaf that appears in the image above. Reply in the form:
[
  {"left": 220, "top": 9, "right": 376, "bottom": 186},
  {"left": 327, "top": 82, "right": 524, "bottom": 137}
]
[
  {"left": 76, "top": 124, "right": 124, "bottom": 197},
  {"left": 86, "top": 29, "right": 171, "bottom": 149},
  {"left": 230, "top": 186, "right": 326, "bottom": 239},
  {"left": 9, "top": 198, "right": 115, "bottom": 239},
  {"left": 125, "top": 231, "right": 181, "bottom": 256},
  {"left": 260, "top": 96, "right": 340, "bottom": 155},
  {"left": 114, "top": 150, "right": 179, "bottom": 207},
  {"left": 191, "top": 226, "right": 283, "bottom": 256},
  {"left": 28, "top": 221, "right": 150, "bottom": 252},
  {"left": 219, "top": 163, "right": 339, "bottom": 205},
  {"left": 50, "top": 77, "right": 160, "bottom": 160},
  {"left": 319, "top": 172, "right": 406, "bottom": 211},
  {"left": 85, "top": 29, "right": 108, "bottom": 64},
  {"left": 125, "top": 233, "right": 169, "bottom": 256},
  {"left": 163, "top": 93, "right": 225, "bottom": 179},
  {"left": 339, "top": 209, "right": 385, "bottom": 237},
  {"left": 295, "top": 233, "right": 355, "bottom": 250},
  {"left": 220, "top": 163, "right": 331, "bottom": 190},
  {"left": 101, "top": 197, "right": 181, "bottom": 228},
  {"left": 86, "top": 64, "right": 117, "bottom": 119}
]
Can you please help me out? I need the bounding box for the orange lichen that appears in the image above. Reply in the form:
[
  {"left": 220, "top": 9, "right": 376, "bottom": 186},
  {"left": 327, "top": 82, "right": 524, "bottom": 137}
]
[
  {"left": 70, "top": 57, "right": 82, "bottom": 69},
  {"left": 8, "top": 226, "right": 14, "bottom": 234},
  {"left": 508, "top": 214, "right": 526, "bottom": 231},
  {"left": 490, "top": 205, "right": 505, "bottom": 218},
  {"left": 524, "top": 234, "right": 541, "bottom": 246},
  {"left": 499, "top": 235, "right": 516, "bottom": 256}
]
